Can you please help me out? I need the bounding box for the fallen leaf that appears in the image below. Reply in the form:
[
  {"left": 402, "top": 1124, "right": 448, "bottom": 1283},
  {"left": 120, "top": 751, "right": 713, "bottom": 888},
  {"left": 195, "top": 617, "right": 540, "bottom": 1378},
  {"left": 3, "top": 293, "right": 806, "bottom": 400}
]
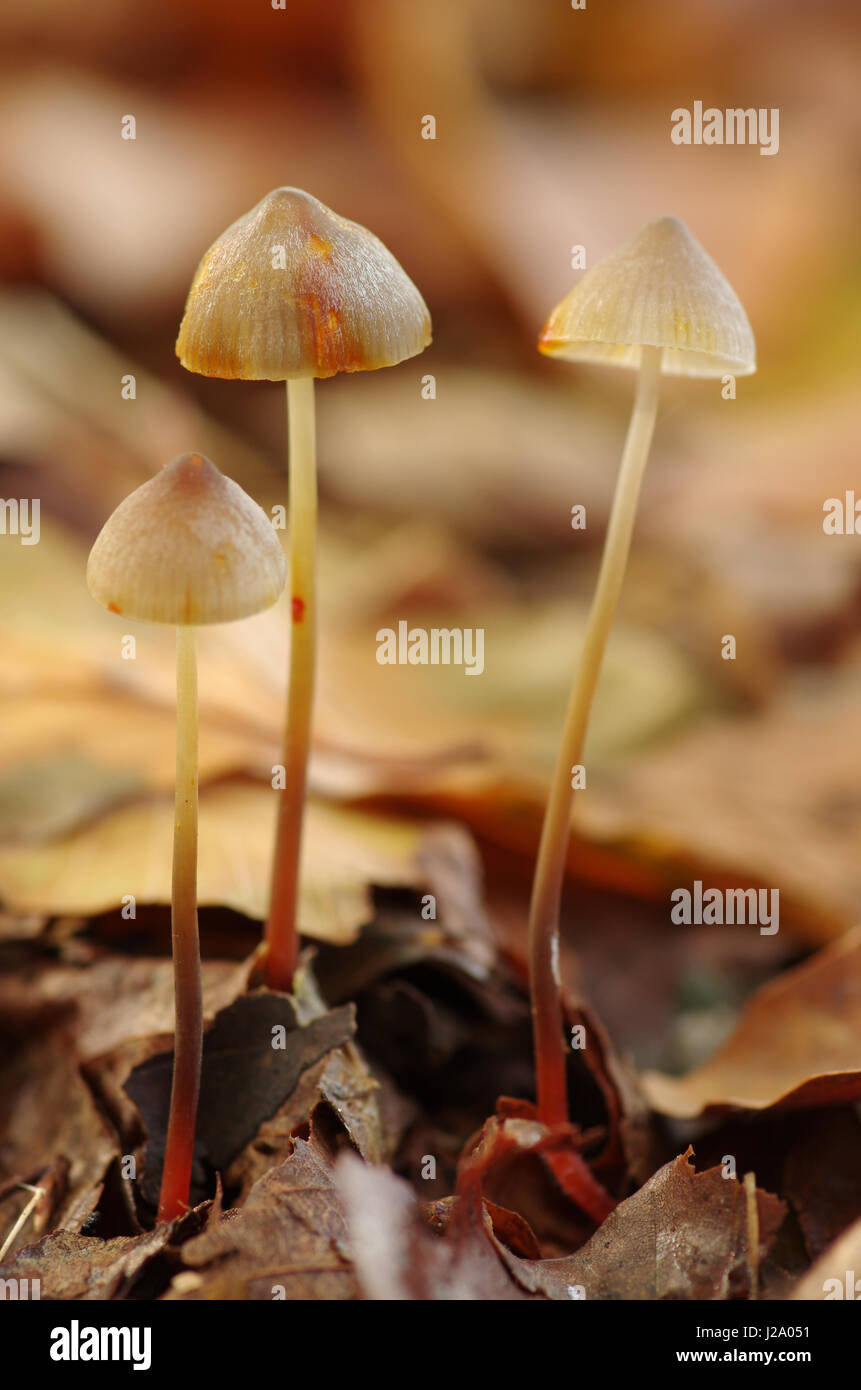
[
  {"left": 641, "top": 927, "right": 861, "bottom": 1119},
  {"left": 497, "top": 1150, "right": 785, "bottom": 1301},
  {"left": 167, "top": 1139, "right": 356, "bottom": 1300},
  {"left": 0, "top": 1025, "right": 117, "bottom": 1242},
  {"left": 0, "top": 1214, "right": 200, "bottom": 1300},
  {"left": 316, "top": 601, "right": 706, "bottom": 789},
  {"left": 0, "top": 952, "right": 250, "bottom": 1062},
  {"left": 124, "top": 994, "right": 356, "bottom": 1209},
  {"left": 0, "top": 780, "right": 479, "bottom": 944}
]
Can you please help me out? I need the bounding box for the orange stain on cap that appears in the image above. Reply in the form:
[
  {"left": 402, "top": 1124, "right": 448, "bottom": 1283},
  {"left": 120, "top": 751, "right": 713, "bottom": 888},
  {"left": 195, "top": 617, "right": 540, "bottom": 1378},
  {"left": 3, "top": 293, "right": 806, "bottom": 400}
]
[{"left": 308, "top": 232, "right": 332, "bottom": 259}]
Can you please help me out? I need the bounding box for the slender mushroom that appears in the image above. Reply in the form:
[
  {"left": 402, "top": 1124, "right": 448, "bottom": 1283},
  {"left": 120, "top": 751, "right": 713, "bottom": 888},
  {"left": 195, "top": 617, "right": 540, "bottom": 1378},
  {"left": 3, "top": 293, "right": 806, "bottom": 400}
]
[
  {"left": 531, "top": 216, "right": 756, "bottom": 1127},
  {"left": 87, "top": 452, "right": 286, "bottom": 1221},
  {"left": 176, "top": 188, "right": 431, "bottom": 992}
]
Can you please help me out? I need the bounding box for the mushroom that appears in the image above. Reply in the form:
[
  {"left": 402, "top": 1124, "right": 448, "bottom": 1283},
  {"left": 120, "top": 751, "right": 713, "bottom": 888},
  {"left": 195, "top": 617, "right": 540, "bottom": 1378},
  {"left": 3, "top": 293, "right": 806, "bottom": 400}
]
[
  {"left": 176, "top": 188, "right": 431, "bottom": 991},
  {"left": 87, "top": 452, "right": 286, "bottom": 1221},
  {"left": 531, "top": 216, "right": 755, "bottom": 1127}
]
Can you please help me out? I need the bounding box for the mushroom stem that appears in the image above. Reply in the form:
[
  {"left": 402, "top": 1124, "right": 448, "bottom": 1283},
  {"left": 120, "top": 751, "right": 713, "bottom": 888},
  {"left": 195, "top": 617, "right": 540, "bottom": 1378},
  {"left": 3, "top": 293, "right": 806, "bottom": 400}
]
[
  {"left": 528, "top": 345, "right": 663, "bottom": 1128},
  {"left": 158, "top": 623, "right": 202, "bottom": 1223},
  {"left": 265, "top": 376, "right": 317, "bottom": 991}
]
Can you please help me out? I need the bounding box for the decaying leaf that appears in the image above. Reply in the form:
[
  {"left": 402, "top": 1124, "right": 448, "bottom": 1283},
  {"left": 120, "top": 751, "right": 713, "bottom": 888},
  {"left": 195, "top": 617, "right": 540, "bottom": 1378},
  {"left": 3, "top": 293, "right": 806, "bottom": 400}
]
[
  {"left": 496, "top": 1150, "right": 785, "bottom": 1301},
  {"left": 167, "top": 1139, "right": 356, "bottom": 1300},
  {"left": 0, "top": 1025, "right": 118, "bottom": 1243},
  {"left": 124, "top": 994, "right": 357, "bottom": 1209},
  {"left": 0, "top": 1215, "right": 197, "bottom": 1300},
  {"left": 641, "top": 927, "right": 861, "bottom": 1119}
]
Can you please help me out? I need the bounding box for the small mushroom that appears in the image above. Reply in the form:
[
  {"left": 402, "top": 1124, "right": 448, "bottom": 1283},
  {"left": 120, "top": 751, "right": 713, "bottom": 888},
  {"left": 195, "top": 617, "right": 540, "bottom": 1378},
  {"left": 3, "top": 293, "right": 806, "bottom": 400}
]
[
  {"left": 87, "top": 452, "right": 286, "bottom": 1221},
  {"left": 531, "top": 216, "right": 755, "bottom": 1127},
  {"left": 176, "top": 188, "right": 431, "bottom": 991}
]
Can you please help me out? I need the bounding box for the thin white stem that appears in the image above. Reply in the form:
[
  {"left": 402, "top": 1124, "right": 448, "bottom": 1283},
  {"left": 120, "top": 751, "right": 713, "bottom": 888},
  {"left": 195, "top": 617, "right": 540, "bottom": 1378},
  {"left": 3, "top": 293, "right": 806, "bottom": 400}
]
[{"left": 528, "top": 345, "right": 663, "bottom": 1126}]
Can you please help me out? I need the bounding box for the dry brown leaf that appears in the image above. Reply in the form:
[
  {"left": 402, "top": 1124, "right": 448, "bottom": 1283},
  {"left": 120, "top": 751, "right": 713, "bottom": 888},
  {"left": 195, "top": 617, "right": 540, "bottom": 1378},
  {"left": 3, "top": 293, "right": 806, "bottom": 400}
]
[
  {"left": 124, "top": 994, "right": 359, "bottom": 1211},
  {"left": 0, "top": 952, "right": 249, "bottom": 1063},
  {"left": 0, "top": 1224, "right": 179, "bottom": 1300},
  {"left": 497, "top": 1150, "right": 785, "bottom": 1301},
  {"left": 167, "top": 1139, "right": 356, "bottom": 1301},
  {"left": 0, "top": 1026, "right": 118, "bottom": 1240},
  {"left": 641, "top": 927, "right": 861, "bottom": 1119},
  {"left": 0, "top": 780, "right": 476, "bottom": 943}
]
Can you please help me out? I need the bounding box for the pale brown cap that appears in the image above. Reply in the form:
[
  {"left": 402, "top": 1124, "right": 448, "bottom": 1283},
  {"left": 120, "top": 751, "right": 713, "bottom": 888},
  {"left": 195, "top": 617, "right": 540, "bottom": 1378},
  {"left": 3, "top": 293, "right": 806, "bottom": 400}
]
[
  {"left": 539, "top": 216, "right": 756, "bottom": 378},
  {"left": 87, "top": 453, "right": 287, "bottom": 625},
  {"left": 176, "top": 187, "right": 432, "bottom": 381}
]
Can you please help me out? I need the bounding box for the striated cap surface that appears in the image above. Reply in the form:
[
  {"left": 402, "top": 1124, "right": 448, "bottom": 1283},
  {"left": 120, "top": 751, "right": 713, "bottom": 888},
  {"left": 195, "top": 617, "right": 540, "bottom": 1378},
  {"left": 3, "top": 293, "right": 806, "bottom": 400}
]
[
  {"left": 539, "top": 216, "right": 755, "bottom": 377},
  {"left": 87, "top": 453, "right": 286, "bottom": 625},
  {"left": 176, "top": 187, "right": 432, "bottom": 381}
]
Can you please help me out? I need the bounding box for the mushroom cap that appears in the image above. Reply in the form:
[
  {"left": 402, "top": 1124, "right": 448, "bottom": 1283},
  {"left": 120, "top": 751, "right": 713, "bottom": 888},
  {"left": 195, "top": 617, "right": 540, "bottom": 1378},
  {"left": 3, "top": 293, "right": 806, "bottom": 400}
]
[
  {"left": 87, "top": 453, "right": 287, "bottom": 625},
  {"left": 176, "top": 187, "right": 432, "bottom": 381},
  {"left": 538, "top": 216, "right": 755, "bottom": 378}
]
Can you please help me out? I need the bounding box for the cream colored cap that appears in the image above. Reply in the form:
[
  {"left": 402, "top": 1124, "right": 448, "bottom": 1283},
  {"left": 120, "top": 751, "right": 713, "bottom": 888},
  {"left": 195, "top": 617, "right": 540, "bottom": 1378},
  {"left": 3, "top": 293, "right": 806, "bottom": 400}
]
[
  {"left": 176, "top": 187, "right": 432, "bottom": 381},
  {"left": 87, "top": 453, "right": 287, "bottom": 625},
  {"left": 539, "top": 216, "right": 755, "bottom": 378}
]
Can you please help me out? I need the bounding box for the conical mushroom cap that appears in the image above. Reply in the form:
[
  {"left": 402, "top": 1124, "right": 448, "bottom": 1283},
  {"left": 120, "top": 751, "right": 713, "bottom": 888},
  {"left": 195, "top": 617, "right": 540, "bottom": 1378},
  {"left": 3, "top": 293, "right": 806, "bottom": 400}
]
[
  {"left": 87, "top": 453, "right": 287, "bottom": 625},
  {"left": 539, "top": 216, "right": 755, "bottom": 378},
  {"left": 176, "top": 187, "right": 432, "bottom": 381}
]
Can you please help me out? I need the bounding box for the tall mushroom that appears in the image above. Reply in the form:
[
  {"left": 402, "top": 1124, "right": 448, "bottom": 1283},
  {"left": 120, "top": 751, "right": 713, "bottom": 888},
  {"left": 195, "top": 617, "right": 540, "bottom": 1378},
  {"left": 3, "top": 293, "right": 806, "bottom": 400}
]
[
  {"left": 87, "top": 452, "right": 287, "bottom": 1221},
  {"left": 176, "top": 188, "right": 431, "bottom": 992},
  {"left": 531, "top": 216, "right": 756, "bottom": 1127}
]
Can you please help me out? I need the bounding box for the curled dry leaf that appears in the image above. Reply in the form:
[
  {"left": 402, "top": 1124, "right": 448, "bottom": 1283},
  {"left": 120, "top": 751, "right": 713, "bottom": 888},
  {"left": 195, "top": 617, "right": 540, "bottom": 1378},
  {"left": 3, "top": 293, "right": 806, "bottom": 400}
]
[
  {"left": 221, "top": 967, "right": 390, "bottom": 1198},
  {"left": 459, "top": 1109, "right": 616, "bottom": 1229},
  {"left": 496, "top": 1150, "right": 785, "bottom": 1301},
  {"left": 124, "top": 994, "right": 357, "bottom": 1210},
  {"left": 167, "top": 1139, "right": 356, "bottom": 1301},
  {"left": 641, "top": 926, "right": 861, "bottom": 1119}
]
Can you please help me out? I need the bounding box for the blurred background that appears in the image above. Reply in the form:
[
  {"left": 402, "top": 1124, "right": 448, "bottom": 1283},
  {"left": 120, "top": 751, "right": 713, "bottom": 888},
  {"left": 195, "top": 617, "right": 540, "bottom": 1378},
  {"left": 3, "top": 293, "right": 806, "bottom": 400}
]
[{"left": 0, "top": 0, "right": 860, "bottom": 1074}]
